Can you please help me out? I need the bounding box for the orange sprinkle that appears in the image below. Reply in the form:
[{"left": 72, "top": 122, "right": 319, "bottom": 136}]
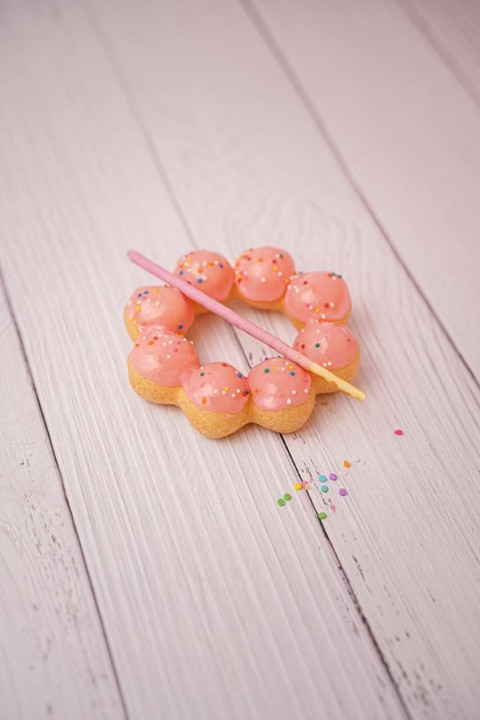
[
  {"left": 148, "top": 341, "right": 154, "bottom": 345},
  {"left": 153, "top": 288, "right": 158, "bottom": 292},
  {"left": 344, "top": 460, "right": 351, "bottom": 468},
  {"left": 201, "top": 396, "right": 206, "bottom": 404}
]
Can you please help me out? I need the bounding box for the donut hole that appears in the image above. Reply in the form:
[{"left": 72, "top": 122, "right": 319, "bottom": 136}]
[
  {"left": 186, "top": 313, "right": 250, "bottom": 373},
  {"left": 227, "top": 301, "right": 298, "bottom": 367}
]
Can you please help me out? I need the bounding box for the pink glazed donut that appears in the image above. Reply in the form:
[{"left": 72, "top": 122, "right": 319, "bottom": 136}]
[{"left": 125, "top": 247, "right": 361, "bottom": 438}]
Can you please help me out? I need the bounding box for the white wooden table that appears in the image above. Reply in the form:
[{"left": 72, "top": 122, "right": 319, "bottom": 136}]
[{"left": 1, "top": 1, "right": 480, "bottom": 718}]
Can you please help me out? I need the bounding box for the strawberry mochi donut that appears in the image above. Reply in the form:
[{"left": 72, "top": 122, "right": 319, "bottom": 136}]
[{"left": 124, "top": 247, "right": 361, "bottom": 438}]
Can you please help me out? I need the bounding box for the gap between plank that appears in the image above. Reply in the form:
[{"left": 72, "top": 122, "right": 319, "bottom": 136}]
[
  {"left": 0, "top": 265, "right": 130, "bottom": 720},
  {"left": 238, "top": 0, "right": 480, "bottom": 395},
  {"left": 394, "top": 0, "right": 480, "bottom": 111},
  {"left": 80, "top": 3, "right": 412, "bottom": 716}
]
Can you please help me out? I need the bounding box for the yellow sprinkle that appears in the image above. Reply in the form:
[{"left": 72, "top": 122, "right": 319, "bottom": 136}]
[
  {"left": 136, "top": 305, "right": 141, "bottom": 311},
  {"left": 294, "top": 483, "right": 302, "bottom": 491}
]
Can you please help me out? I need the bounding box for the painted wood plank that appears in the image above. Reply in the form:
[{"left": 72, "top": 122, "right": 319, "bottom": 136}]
[
  {"left": 245, "top": 0, "right": 480, "bottom": 379},
  {"left": 0, "top": 277, "right": 124, "bottom": 719},
  {"left": 398, "top": 0, "right": 480, "bottom": 105},
  {"left": 83, "top": 0, "right": 480, "bottom": 718},
  {"left": 0, "top": 2, "right": 405, "bottom": 719}
]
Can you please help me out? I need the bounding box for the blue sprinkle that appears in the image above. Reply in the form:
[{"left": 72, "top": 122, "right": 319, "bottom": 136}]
[
  {"left": 178, "top": 324, "right": 183, "bottom": 330},
  {"left": 144, "top": 290, "right": 149, "bottom": 294},
  {"left": 179, "top": 270, "right": 184, "bottom": 275},
  {"left": 197, "top": 278, "right": 203, "bottom": 283},
  {"left": 318, "top": 474, "right": 327, "bottom": 482},
  {"left": 290, "top": 371, "right": 295, "bottom": 376},
  {"left": 137, "top": 293, "right": 142, "bottom": 297},
  {"left": 237, "top": 372, "right": 243, "bottom": 378}
]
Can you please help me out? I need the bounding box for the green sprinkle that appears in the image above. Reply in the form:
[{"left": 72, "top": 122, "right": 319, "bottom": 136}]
[
  {"left": 200, "top": 372, "right": 205, "bottom": 376},
  {"left": 315, "top": 343, "right": 320, "bottom": 348},
  {"left": 318, "top": 512, "right": 327, "bottom": 520},
  {"left": 277, "top": 498, "right": 286, "bottom": 507},
  {"left": 320, "top": 485, "right": 329, "bottom": 493},
  {"left": 264, "top": 368, "right": 270, "bottom": 373},
  {"left": 284, "top": 493, "right": 292, "bottom": 501}
]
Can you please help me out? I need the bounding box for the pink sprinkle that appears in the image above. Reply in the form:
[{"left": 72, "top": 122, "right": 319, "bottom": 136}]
[
  {"left": 339, "top": 488, "right": 348, "bottom": 496},
  {"left": 394, "top": 429, "right": 404, "bottom": 436},
  {"left": 329, "top": 473, "right": 337, "bottom": 481}
]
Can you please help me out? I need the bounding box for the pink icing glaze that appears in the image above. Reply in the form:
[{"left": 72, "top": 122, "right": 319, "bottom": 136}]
[
  {"left": 249, "top": 358, "right": 312, "bottom": 411},
  {"left": 129, "top": 326, "right": 199, "bottom": 386},
  {"left": 293, "top": 322, "right": 359, "bottom": 369},
  {"left": 234, "top": 247, "right": 295, "bottom": 302},
  {"left": 125, "top": 285, "right": 195, "bottom": 333},
  {"left": 174, "top": 250, "right": 234, "bottom": 301},
  {"left": 285, "top": 272, "right": 351, "bottom": 324},
  {"left": 183, "top": 362, "right": 249, "bottom": 413}
]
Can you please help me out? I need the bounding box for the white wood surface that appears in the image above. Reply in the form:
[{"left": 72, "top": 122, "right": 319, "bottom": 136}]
[
  {"left": 0, "top": 279, "right": 124, "bottom": 719},
  {"left": 248, "top": 0, "right": 480, "bottom": 378},
  {"left": 399, "top": 0, "right": 480, "bottom": 104},
  {"left": 1, "top": 0, "right": 480, "bottom": 718}
]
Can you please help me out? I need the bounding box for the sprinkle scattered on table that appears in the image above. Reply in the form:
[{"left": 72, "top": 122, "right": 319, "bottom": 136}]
[{"left": 278, "top": 459, "right": 357, "bottom": 512}]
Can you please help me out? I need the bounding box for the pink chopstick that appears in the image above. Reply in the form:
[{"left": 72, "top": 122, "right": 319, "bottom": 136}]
[{"left": 127, "top": 250, "right": 365, "bottom": 401}]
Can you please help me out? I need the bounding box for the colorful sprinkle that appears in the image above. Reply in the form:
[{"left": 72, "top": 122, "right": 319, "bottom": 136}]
[
  {"left": 318, "top": 474, "right": 327, "bottom": 482},
  {"left": 320, "top": 485, "right": 329, "bottom": 493},
  {"left": 329, "top": 473, "right": 337, "bottom": 481},
  {"left": 343, "top": 460, "right": 351, "bottom": 468},
  {"left": 318, "top": 512, "right": 327, "bottom": 520},
  {"left": 278, "top": 493, "right": 292, "bottom": 507},
  {"left": 339, "top": 488, "right": 348, "bottom": 496},
  {"left": 294, "top": 483, "right": 302, "bottom": 491},
  {"left": 394, "top": 429, "right": 404, "bottom": 436}
]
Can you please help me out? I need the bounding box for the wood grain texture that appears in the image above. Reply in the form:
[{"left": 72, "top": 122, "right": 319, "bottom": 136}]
[
  {"left": 83, "top": 0, "right": 480, "bottom": 717},
  {"left": 247, "top": 0, "right": 480, "bottom": 379},
  {"left": 398, "top": 0, "right": 480, "bottom": 105},
  {"left": 0, "top": 2, "right": 406, "bottom": 719},
  {"left": 0, "top": 277, "right": 124, "bottom": 720}
]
